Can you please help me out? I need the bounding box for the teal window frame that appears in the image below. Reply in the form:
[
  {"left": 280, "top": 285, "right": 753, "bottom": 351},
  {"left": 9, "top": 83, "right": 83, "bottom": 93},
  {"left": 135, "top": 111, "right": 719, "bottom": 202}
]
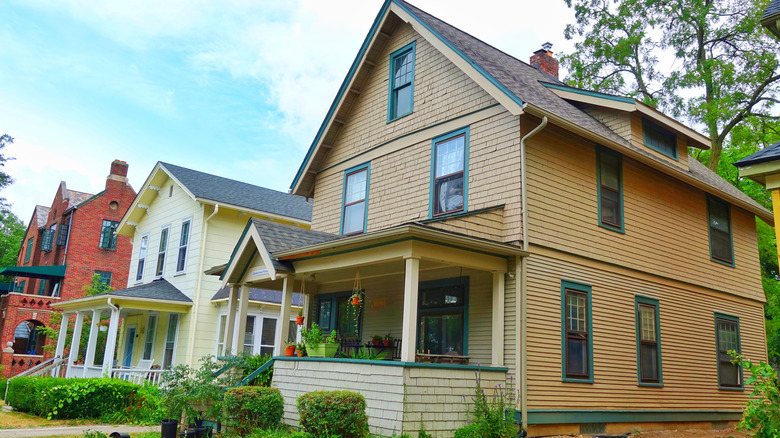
[
  {"left": 387, "top": 41, "right": 416, "bottom": 122},
  {"left": 315, "top": 291, "right": 364, "bottom": 339},
  {"left": 56, "top": 223, "right": 68, "bottom": 246},
  {"left": 561, "top": 280, "right": 593, "bottom": 383},
  {"left": 715, "top": 312, "right": 743, "bottom": 390},
  {"left": 95, "top": 270, "right": 112, "bottom": 287},
  {"left": 339, "top": 162, "right": 370, "bottom": 236},
  {"left": 635, "top": 296, "right": 662, "bottom": 386},
  {"left": 24, "top": 237, "right": 33, "bottom": 263},
  {"left": 416, "top": 276, "right": 469, "bottom": 356},
  {"left": 38, "top": 279, "right": 47, "bottom": 296},
  {"left": 596, "top": 146, "right": 624, "bottom": 233},
  {"left": 15, "top": 280, "right": 25, "bottom": 293},
  {"left": 429, "top": 126, "right": 470, "bottom": 218},
  {"left": 40, "top": 227, "right": 55, "bottom": 252},
  {"left": 642, "top": 118, "right": 678, "bottom": 160},
  {"left": 707, "top": 195, "right": 734, "bottom": 267},
  {"left": 100, "top": 220, "right": 119, "bottom": 250}
]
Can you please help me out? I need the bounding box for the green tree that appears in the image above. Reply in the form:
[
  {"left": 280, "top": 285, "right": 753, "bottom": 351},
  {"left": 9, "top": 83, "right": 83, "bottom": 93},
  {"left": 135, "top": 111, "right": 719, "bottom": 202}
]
[
  {"left": 563, "top": 0, "right": 780, "bottom": 171},
  {"left": 0, "top": 210, "right": 25, "bottom": 283}
]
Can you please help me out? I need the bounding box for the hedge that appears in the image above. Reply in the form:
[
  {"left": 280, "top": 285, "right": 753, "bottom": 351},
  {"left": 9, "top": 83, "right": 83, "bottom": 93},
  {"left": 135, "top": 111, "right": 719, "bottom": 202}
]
[
  {"left": 296, "top": 390, "right": 368, "bottom": 438},
  {"left": 223, "top": 386, "right": 284, "bottom": 435},
  {"left": 6, "top": 376, "right": 153, "bottom": 420}
]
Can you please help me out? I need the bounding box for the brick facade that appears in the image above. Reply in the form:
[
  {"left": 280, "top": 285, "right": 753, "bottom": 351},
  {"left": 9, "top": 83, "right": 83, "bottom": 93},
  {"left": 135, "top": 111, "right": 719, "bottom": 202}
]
[{"left": 0, "top": 160, "right": 135, "bottom": 376}]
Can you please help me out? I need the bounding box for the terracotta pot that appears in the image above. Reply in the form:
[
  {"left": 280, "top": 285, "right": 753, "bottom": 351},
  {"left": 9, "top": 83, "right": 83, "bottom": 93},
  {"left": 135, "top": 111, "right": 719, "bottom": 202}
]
[
  {"left": 296, "top": 349, "right": 304, "bottom": 357},
  {"left": 372, "top": 339, "right": 381, "bottom": 347},
  {"left": 383, "top": 339, "right": 392, "bottom": 347},
  {"left": 351, "top": 296, "right": 360, "bottom": 306},
  {"left": 285, "top": 345, "right": 296, "bottom": 356},
  {"left": 296, "top": 316, "right": 304, "bottom": 325}
]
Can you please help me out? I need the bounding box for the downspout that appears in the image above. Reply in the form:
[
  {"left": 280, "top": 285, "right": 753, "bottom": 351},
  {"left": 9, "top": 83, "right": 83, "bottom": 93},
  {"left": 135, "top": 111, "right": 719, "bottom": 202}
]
[
  {"left": 519, "top": 115, "right": 547, "bottom": 432},
  {"left": 186, "top": 203, "right": 219, "bottom": 364}
]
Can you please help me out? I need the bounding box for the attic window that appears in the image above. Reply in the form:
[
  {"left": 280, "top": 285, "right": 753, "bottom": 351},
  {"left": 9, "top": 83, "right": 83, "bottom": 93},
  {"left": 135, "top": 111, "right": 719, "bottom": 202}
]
[
  {"left": 642, "top": 119, "right": 677, "bottom": 160},
  {"left": 169, "top": 186, "right": 174, "bottom": 197},
  {"left": 388, "top": 42, "right": 416, "bottom": 122}
]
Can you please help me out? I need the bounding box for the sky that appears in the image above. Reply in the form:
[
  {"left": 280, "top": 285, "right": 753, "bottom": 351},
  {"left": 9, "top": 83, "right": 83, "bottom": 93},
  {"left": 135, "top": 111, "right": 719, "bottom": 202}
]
[{"left": 0, "top": 0, "right": 577, "bottom": 223}]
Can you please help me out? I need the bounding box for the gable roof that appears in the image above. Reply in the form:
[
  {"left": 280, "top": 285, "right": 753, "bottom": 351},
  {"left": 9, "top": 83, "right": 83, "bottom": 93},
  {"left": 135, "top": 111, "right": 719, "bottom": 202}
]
[
  {"left": 101, "top": 278, "right": 192, "bottom": 302},
  {"left": 67, "top": 190, "right": 93, "bottom": 206},
  {"left": 767, "top": 0, "right": 780, "bottom": 18},
  {"left": 34, "top": 206, "right": 50, "bottom": 228},
  {"left": 289, "top": 0, "right": 772, "bottom": 224},
  {"left": 734, "top": 141, "right": 780, "bottom": 168},
  {"left": 211, "top": 285, "right": 304, "bottom": 306}
]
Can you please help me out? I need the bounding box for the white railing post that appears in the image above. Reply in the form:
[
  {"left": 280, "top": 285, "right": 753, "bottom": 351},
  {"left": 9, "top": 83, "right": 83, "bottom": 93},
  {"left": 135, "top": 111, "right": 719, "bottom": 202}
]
[
  {"left": 53, "top": 312, "right": 71, "bottom": 376},
  {"left": 68, "top": 312, "right": 85, "bottom": 376}
]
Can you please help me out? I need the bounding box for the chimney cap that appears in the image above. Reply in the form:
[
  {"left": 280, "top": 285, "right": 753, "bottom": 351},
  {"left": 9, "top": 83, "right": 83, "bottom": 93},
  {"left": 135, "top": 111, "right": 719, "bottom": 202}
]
[{"left": 542, "top": 42, "right": 553, "bottom": 52}]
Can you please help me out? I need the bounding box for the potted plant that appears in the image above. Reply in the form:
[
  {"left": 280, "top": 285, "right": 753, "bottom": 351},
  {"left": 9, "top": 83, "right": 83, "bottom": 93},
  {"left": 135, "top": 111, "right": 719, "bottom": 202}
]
[
  {"left": 284, "top": 341, "right": 296, "bottom": 357},
  {"left": 303, "top": 324, "right": 340, "bottom": 358},
  {"left": 371, "top": 335, "right": 382, "bottom": 347},
  {"left": 296, "top": 308, "right": 305, "bottom": 325},
  {"left": 350, "top": 288, "right": 363, "bottom": 306},
  {"left": 296, "top": 342, "right": 306, "bottom": 357},
  {"left": 383, "top": 332, "right": 393, "bottom": 347},
  {"left": 159, "top": 365, "right": 189, "bottom": 438}
]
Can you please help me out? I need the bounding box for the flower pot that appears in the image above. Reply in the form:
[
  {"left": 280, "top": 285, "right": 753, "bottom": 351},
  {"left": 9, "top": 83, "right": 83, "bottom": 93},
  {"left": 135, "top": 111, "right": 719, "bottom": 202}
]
[
  {"left": 372, "top": 339, "right": 381, "bottom": 347},
  {"left": 161, "top": 419, "right": 178, "bottom": 438},
  {"left": 296, "top": 316, "right": 305, "bottom": 325},
  {"left": 188, "top": 426, "right": 207, "bottom": 438},
  {"left": 285, "top": 345, "right": 296, "bottom": 356},
  {"left": 351, "top": 296, "right": 360, "bottom": 306},
  {"left": 383, "top": 339, "right": 392, "bottom": 347},
  {"left": 307, "top": 343, "right": 339, "bottom": 358},
  {"left": 296, "top": 349, "right": 305, "bottom": 357}
]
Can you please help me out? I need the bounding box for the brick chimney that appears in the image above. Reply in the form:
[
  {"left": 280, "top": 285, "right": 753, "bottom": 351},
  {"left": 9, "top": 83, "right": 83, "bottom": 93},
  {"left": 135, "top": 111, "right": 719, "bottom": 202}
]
[
  {"left": 530, "top": 42, "right": 559, "bottom": 80},
  {"left": 107, "top": 160, "right": 129, "bottom": 184}
]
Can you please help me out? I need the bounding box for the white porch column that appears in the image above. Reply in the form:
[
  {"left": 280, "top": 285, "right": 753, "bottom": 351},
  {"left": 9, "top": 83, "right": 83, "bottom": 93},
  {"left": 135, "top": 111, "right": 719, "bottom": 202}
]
[
  {"left": 401, "top": 257, "right": 420, "bottom": 362},
  {"left": 101, "top": 306, "right": 121, "bottom": 376},
  {"left": 67, "top": 312, "right": 85, "bottom": 367},
  {"left": 52, "top": 312, "right": 71, "bottom": 376},
  {"left": 492, "top": 271, "right": 505, "bottom": 367},
  {"left": 275, "top": 276, "right": 293, "bottom": 356},
  {"left": 82, "top": 309, "right": 101, "bottom": 377},
  {"left": 222, "top": 285, "right": 239, "bottom": 356},
  {"left": 233, "top": 284, "right": 250, "bottom": 354}
]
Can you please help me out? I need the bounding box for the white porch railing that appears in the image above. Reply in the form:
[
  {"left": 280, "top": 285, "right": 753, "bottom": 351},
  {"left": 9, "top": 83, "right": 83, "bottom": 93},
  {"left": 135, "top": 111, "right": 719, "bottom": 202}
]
[
  {"left": 4, "top": 356, "right": 67, "bottom": 399},
  {"left": 109, "top": 368, "right": 164, "bottom": 386}
]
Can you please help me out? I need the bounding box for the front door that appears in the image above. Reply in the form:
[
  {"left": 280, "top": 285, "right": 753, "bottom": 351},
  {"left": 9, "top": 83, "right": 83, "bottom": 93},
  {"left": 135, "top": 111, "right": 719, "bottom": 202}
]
[
  {"left": 122, "top": 326, "right": 137, "bottom": 367},
  {"left": 316, "top": 293, "right": 361, "bottom": 339}
]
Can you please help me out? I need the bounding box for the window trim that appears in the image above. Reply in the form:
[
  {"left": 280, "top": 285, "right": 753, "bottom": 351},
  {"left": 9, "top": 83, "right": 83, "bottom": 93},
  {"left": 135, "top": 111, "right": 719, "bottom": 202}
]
[
  {"left": 429, "top": 127, "right": 470, "bottom": 219},
  {"left": 339, "top": 163, "right": 370, "bottom": 236},
  {"left": 714, "top": 312, "right": 743, "bottom": 391},
  {"left": 99, "top": 220, "right": 119, "bottom": 250},
  {"left": 136, "top": 233, "right": 150, "bottom": 283},
  {"left": 387, "top": 41, "right": 416, "bottom": 123},
  {"left": 706, "top": 195, "right": 735, "bottom": 267},
  {"left": 155, "top": 225, "right": 171, "bottom": 279},
  {"left": 316, "top": 291, "right": 365, "bottom": 339},
  {"left": 175, "top": 217, "right": 192, "bottom": 274},
  {"left": 216, "top": 314, "right": 227, "bottom": 356},
  {"left": 561, "top": 280, "right": 594, "bottom": 383},
  {"left": 142, "top": 312, "right": 158, "bottom": 361},
  {"left": 642, "top": 118, "right": 678, "bottom": 160},
  {"left": 635, "top": 295, "right": 663, "bottom": 387},
  {"left": 416, "top": 276, "right": 470, "bottom": 356},
  {"left": 596, "top": 146, "right": 625, "bottom": 233}
]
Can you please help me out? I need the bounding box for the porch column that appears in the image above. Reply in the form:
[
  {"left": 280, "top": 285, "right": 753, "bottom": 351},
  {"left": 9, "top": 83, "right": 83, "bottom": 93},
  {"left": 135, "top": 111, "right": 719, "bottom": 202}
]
[
  {"left": 233, "top": 284, "right": 250, "bottom": 354},
  {"left": 401, "top": 257, "right": 420, "bottom": 362},
  {"left": 101, "top": 306, "right": 121, "bottom": 376},
  {"left": 52, "top": 312, "right": 71, "bottom": 376},
  {"left": 275, "top": 276, "right": 293, "bottom": 356},
  {"left": 82, "top": 309, "right": 101, "bottom": 377},
  {"left": 492, "top": 271, "right": 505, "bottom": 367},
  {"left": 222, "top": 284, "right": 239, "bottom": 356},
  {"left": 67, "top": 312, "right": 85, "bottom": 366}
]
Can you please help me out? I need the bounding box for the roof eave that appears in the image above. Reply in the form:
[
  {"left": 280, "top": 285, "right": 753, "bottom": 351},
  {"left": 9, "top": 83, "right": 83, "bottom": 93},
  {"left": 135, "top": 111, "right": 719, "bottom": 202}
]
[{"left": 195, "top": 199, "right": 310, "bottom": 225}]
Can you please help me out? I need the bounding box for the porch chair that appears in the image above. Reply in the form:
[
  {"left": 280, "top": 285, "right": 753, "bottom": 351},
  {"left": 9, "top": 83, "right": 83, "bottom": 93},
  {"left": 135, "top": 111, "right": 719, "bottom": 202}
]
[{"left": 121, "top": 358, "right": 154, "bottom": 384}]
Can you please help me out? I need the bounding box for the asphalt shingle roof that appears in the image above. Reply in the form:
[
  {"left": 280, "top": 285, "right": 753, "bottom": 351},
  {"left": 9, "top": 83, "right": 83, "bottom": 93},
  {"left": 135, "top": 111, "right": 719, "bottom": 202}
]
[
  {"left": 764, "top": 0, "right": 780, "bottom": 19},
  {"left": 211, "top": 286, "right": 304, "bottom": 305},
  {"left": 161, "top": 162, "right": 313, "bottom": 222},
  {"left": 68, "top": 190, "right": 94, "bottom": 206},
  {"left": 734, "top": 141, "right": 780, "bottom": 167},
  {"left": 34, "top": 206, "right": 50, "bottom": 228},
  {"left": 98, "top": 278, "right": 192, "bottom": 302},
  {"left": 250, "top": 218, "right": 341, "bottom": 255}
]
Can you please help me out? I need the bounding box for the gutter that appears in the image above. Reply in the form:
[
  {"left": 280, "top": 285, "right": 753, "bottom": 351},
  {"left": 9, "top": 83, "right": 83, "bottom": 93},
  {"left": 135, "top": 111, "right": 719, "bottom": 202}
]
[{"left": 518, "top": 115, "right": 547, "bottom": 431}]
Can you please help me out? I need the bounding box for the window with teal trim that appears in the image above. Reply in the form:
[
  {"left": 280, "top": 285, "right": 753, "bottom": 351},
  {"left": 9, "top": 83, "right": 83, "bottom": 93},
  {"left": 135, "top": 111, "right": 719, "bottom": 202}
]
[
  {"left": 95, "top": 270, "right": 112, "bottom": 287},
  {"left": 24, "top": 237, "right": 33, "bottom": 263},
  {"left": 100, "top": 220, "right": 119, "bottom": 250},
  {"left": 40, "top": 226, "right": 55, "bottom": 252},
  {"left": 707, "top": 196, "right": 733, "bottom": 266},
  {"left": 432, "top": 128, "right": 468, "bottom": 217},
  {"left": 715, "top": 314, "right": 742, "bottom": 389},
  {"left": 597, "top": 147, "right": 623, "bottom": 232},
  {"left": 635, "top": 296, "right": 662, "bottom": 385},
  {"left": 418, "top": 277, "right": 468, "bottom": 355},
  {"left": 15, "top": 280, "right": 25, "bottom": 293},
  {"left": 642, "top": 119, "right": 677, "bottom": 159},
  {"left": 56, "top": 223, "right": 68, "bottom": 246},
  {"left": 561, "top": 280, "right": 593, "bottom": 382},
  {"left": 316, "top": 292, "right": 361, "bottom": 339},
  {"left": 341, "top": 164, "right": 369, "bottom": 235},
  {"left": 388, "top": 42, "right": 415, "bottom": 121},
  {"left": 38, "top": 279, "right": 47, "bottom": 296}
]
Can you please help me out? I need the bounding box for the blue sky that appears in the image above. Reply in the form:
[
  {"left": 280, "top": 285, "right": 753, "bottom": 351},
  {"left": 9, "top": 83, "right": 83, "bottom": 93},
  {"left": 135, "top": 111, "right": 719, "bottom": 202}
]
[{"left": 0, "top": 0, "right": 575, "bottom": 222}]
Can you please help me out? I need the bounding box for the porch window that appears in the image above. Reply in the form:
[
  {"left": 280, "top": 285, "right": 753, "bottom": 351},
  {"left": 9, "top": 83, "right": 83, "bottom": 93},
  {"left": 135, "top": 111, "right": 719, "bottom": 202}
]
[
  {"left": 716, "top": 314, "right": 742, "bottom": 389},
  {"left": 99, "top": 220, "right": 118, "bottom": 250},
  {"left": 597, "top": 147, "right": 623, "bottom": 232},
  {"left": 244, "top": 315, "right": 256, "bottom": 355},
  {"left": 317, "top": 293, "right": 361, "bottom": 339},
  {"left": 176, "top": 219, "right": 190, "bottom": 273},
  {"left": 136, "top": 234, "right": 149, "bottom": 282},
  {"left": 341, "top": 164, "right": 369, "bottom": 235},
  {"left": 56, "top": 223, "right": 69, "bottom": 246},
  {"left": 642, "top": 118, "right": 677, "bottom": 159},
  {"left": 162, "top": 313, "right": 179, "bottom": 369},
  {"left": 15, "top": 280, "right": 25, "bottom": 293},
  {"left": 24, "top": 237, "right": 33, "bottom": 263},
  {"left": 142, "top": 313, "right": 158, "bottom": 361},
  {"left": 388, "top": 42, "right": 415, "bottom": 121},
  {"left": 38, "top": 279, "right": 47, "bottom": 296},
  {"left": 431, "top": 128, "right": 469, "bottom": 217},
  {"left": 707, "top": 196, "right": 733, "bottom": 266},
  {"left": 635, "top": 296, "right": 662, "bottom": 385},
  {"left": 95, "top": 270, "right": 112, "bottom": 287},
  {"left": 417, "top": 278, "right": 468, "bottom": 355},
  {"left": 259, "top": 317, "right": 277, "bottom": 357},
  {"left": 156, "top": 226, "right": 170, "bottom": 277},
  {"left": 561, "top": 280, "right": 593, "bottom": 382},
  {"left": 217, "top": 314, "right": 227, "bottom": 356}
]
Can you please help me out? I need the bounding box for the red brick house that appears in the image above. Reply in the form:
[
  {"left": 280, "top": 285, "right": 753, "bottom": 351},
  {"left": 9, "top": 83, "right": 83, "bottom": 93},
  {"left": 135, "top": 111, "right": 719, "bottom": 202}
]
[{"left": 0, "top": 160, "right": 136, "bottom": 376}]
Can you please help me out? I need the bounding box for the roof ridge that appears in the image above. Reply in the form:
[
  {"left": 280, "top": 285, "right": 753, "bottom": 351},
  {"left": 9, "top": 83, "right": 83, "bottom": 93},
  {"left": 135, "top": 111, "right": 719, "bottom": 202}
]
[{"left": 160, "top": 161, "right": 297, "bottom": 197}]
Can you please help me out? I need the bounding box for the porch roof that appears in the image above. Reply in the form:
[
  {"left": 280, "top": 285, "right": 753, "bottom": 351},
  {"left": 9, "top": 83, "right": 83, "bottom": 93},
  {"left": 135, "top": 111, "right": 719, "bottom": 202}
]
[
  {"left": 52, "top": 278, "right": 193, "bottom": 313},
  {"left": 0, "top": 265, "right": 66, "bottom": 280}
]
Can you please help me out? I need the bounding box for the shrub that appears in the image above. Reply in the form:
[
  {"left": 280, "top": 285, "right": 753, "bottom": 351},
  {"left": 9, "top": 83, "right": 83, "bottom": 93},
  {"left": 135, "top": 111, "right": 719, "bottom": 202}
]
[
  {"left": 733, "top": 353, "right": 780, "bottom": 437},
  {"left": 453, "top": 371, "right": 518, "bottom": 438},
  {"left": 296, "top": 390, "right": 369, "bottom": 438},
  {"left": 223, "top": 386, "right": 284, "bottom": 435}
]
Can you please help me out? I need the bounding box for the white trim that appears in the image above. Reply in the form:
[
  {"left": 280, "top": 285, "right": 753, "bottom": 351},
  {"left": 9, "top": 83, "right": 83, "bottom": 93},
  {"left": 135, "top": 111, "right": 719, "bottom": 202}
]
[
  {"left": 215, "top": 314, "right": 228, "bottom": 356},
  {"left": 142, "top": 312, "right": 158, "bottom": 361},
  {"left": 175, "top": 217, "right": 192, "bottom": 274},
  {"left": 216, "top": 309, "right": 297, "bottom": 356},
  {"left": 122, "top": 324, "right": 138, "bottom": 367},
  {"left": 155, "top": 224, "right": 171, "bottom": 279},
  {"left": 135, "top": 233, "right": 150, "bottom": 283}
]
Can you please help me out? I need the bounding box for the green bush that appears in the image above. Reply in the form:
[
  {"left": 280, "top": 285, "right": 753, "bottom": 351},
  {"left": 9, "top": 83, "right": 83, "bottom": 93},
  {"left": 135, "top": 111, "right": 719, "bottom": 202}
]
[
  {"left": 296, "top": 390, "right": 368, "bottom": 438},
  {"left": 734, "top": 353, "right": 780, "bottom": 437},
  {"left": 223, "top": 386, "right": 284, "bottom": 435},
  {"left": 453, "top": 371, "right": 517, "bottom": 438}
]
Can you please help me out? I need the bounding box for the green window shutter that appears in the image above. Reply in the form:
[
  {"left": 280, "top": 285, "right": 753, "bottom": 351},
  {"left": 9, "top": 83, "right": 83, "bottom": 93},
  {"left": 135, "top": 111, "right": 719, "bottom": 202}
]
[
  {"left": 24, "top": 238, "right": 33, "bottom": 262},
  {"left": 56, "top": 224, "right": 69, "bottom": 246},
  {"left": 40, "top": 230, "right": 54, "bottom": 251}
]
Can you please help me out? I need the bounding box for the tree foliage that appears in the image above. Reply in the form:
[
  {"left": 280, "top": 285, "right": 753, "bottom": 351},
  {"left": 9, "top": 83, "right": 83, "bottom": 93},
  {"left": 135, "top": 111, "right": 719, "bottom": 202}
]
[
  {"left": 563, "top": 0, "right": 780, "bottom": 171},
  {"left": 0, "top": 210, "right": 26, "bottom": 283}
]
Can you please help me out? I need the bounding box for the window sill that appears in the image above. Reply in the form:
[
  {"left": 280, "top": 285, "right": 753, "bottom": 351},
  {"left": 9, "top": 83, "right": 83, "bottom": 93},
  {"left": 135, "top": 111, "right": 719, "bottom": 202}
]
[
  {"left": 598, "top": 222, "right": 625, "bottom": 234},
  {"left": 638, "top": 382, "right": 664, "bottom": 387},
  {"left": 718, "top": 385, "right": 744, "bottom": 391},
  {"left": 173, "top": 272, "right": 186, "bottom": 277},
  {"left": 562, "top": 377, "right": 594, "bottom": 384},
  {"left": 710, "top": 257, "right": 735, "bottom": 268},
  {"left": 429, "top": 208, "right": 466, "bottom": 221},
  {"left": 386, "top": 110, "right": 413, "bottom": 124}
]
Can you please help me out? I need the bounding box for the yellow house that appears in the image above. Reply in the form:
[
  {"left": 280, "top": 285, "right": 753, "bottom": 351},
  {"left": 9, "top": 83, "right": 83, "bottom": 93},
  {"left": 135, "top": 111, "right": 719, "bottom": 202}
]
[
  {"left": 52, "top": 162, "right": 311, "bottom": 380},
  {"left": 216, "top": 1, "right": 772, "bottom": 436}
]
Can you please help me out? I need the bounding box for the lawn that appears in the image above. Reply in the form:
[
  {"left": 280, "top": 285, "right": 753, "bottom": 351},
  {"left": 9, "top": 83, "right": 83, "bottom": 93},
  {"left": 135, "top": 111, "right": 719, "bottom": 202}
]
[{"left": 0, "top": 409, "right": 98, "bottom": 429}]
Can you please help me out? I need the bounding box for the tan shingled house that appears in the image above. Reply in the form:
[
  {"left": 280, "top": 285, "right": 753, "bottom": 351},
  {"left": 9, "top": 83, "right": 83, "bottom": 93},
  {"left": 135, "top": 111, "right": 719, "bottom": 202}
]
[{"left": 216, "top": 1, "right": 772, "bottom": 436}]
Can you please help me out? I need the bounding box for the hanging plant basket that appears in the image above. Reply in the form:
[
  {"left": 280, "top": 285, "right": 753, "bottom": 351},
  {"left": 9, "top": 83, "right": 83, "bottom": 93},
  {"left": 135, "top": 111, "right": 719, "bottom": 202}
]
[{"left": 349, "top": 270, "right": 365, "bottom": 336}]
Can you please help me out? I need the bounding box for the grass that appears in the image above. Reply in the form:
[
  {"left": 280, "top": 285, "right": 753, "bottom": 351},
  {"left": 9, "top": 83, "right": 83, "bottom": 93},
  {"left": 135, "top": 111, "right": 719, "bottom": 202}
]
[{"left": 0, "top": 410, "right": 99, "bottom": 429}]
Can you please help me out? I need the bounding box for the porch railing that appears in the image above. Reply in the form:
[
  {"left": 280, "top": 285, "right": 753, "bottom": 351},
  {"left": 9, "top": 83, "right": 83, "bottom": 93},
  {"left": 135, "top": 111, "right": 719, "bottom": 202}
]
[{"left": 109, "top": 368, "right": 164, "bottom": 386}]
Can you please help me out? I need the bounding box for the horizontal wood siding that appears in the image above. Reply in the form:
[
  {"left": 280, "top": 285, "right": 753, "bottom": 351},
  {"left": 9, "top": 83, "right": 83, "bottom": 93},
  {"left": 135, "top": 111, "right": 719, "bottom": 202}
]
[
  {"left": 424, "top": 208, "right": 507, "bottom": 242},
  {"left": 526, "top": 250, "right": 766, "bottom": 411},
  {"left": 582, "top": 106, "right": 631, "bottom": 142},
  {"left": 525, "top": 123, "right": 763, "bottom": 301}
]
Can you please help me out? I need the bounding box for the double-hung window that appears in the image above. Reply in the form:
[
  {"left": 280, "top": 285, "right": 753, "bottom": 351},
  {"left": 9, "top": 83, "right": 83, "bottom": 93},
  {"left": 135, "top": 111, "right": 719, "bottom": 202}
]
[
  {"left": 562, "top": 280, "right": 593, "bottom": 382},
  {"left": 642, "top": 119, "right": 677, "bottom": 159},
  {"left": 597, "top": 147, "right": 623, "bottom": 232},
  {"left": 176, "top": 219, "right": 191, "bottom": 273},
  {"left": 707, "top": 196, "right": 734, "bottom": 266},
  {"left": 142, "top": 313, "right": 157, "bottom": 361},
  {"left": 216, "top": 314, "right": 227, "bottom": 356},
  {"left": 99, "top": 220, "right": 118, "bottom": 250},
  {"left": 136, "top": 234, "right": 149, "bottom": 282},
  {"left": 341, "top": 164, "right": 369, "bottom": 235},
  {"left": 635, "top": 296, "right": 662, "bottom": 385},
  {"left": 95, "top": 270, "right": 112, "bottom": 287},
  {"left": 162, "top": 313, "right": 179, "bottom": 369},
  {"left": 431, "top": 128, "right": 469, "bottom": 217},
  {"left": 715, "top": 314, "right": 742, "bottom": 389},
  {"left": 388, "top": 42, "right": 416, "bottom": 121},
  {"left": 259, "top": 317, "right": 277, "bottom": 357},
  {"left": 156, "top": 226, "right": 170, "bottom": 278},
  {"left": 56, "top": 223, "right": 68, "bottom": 246},
  {"left": 24, "top": 238, "right": 33, "bottom": 263},
  {"left": 244, "top": 315, "right": 256, "bottom": 355}
]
